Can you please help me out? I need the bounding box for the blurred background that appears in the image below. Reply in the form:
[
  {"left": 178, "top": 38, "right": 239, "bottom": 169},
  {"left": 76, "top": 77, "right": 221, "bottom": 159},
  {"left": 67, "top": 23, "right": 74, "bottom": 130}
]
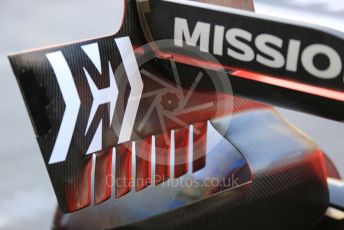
[{"left": 0, "top": 0, "right": 343, "bottom": 229}]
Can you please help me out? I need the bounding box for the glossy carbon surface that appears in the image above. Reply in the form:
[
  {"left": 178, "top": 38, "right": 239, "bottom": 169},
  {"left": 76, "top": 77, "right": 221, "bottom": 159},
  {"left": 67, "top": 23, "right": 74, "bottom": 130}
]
[
  {"left": 9, "top": 1, "right": 330, "bottom": 229},
  {"left": 53, "top": 103, "right": 328, "bottom": 230}
]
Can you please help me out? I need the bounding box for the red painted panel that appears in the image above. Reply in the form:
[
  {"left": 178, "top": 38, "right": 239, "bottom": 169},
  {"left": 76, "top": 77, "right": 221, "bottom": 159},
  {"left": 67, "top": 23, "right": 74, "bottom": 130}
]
[
  {"left": 136, "top": 137, "right": 152, "bottom": 191},
  {"left": 94, "top": 149, "right": 113, "bottom": 205},
  {"left": 64, "top": 156, "right": 93, "bottom": 212},
  {"left": 155, "top": 133, "right": 171, "bottom": 185},
  {"left": 174, "top": 127, "right": 189, "bottom": 178},
  {"left": 115, "top": 143, "right": 132, "bottom": 198}
]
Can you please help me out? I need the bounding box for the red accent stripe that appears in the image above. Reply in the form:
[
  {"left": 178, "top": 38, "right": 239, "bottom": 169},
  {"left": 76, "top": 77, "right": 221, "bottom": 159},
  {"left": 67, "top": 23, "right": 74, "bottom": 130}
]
[
  {"left": 174, "top": 127, "right": 189, "bottom": 178},
  {"left": 232, "top": 70, "right": 344, "bottom": 102},
  {"left": 94, "top": 149, "right": 112, "bottom": 205},
  {"left": 157, "top": 52, "right": 344, "bottom": 102},
  {"left": 136, "top": 137, "right": 152, "bottom": 191},
  {"left": 192, "top": 121, "right": 207, "bottom": 172},
  {"left": 155, "top": 133, "right": 171, "bottom": 185},
  {"left": 115, "top": 143, "right": 132, "bottom": 198}
]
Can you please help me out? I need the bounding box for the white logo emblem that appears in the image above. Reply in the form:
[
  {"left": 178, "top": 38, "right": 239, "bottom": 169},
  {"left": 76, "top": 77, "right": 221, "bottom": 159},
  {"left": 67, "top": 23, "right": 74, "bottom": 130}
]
[{"left": 47, "top": 37, "right": 143, "bottom": 164}]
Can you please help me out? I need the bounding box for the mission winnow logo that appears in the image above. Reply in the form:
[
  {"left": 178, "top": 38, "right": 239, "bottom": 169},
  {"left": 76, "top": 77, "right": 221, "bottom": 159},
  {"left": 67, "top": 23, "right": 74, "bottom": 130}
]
[
  {"left": 174, "top": 17, "right": 343, "bottom": 81},
  {"left": 47, "top": 36, "right": 143, "bottom": 164}
]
